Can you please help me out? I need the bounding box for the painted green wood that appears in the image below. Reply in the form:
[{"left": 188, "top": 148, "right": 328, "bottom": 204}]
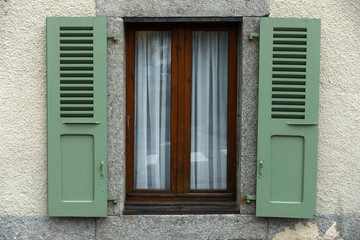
[
  {"left": 256, "top": 18, "right": 321, "bottom": 218},
  {"left": 47, "top": 17, "right": 107, "bottom": 217}
]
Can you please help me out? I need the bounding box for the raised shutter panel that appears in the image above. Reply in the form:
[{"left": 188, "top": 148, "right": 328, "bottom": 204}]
[
  {"left": 256, "top": 18, "right": 320, "bottom": 218},
  {"left": 47, "top": 17, "right": 107, "bottom": 217}
]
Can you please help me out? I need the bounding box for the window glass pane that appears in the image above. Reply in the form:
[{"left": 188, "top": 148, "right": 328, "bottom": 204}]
[
  {"left": 190, "top": 31, "right": 229, "bottom": 190},
  {"left": 134, "top": 31, "right": 172, "bottom": 190}
]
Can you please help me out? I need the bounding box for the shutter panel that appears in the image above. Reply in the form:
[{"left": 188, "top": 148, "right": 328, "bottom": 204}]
[
  {"left": 256, "top": 18, "right": 320, "bottom": 218},
  {"left": 47, "top": 17, "right": 107, "bottom": 217}
]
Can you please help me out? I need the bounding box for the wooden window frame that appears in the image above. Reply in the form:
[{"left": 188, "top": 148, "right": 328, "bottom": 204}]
[{"left": 125, "top": 22, "right": 238, "bottom": 214}]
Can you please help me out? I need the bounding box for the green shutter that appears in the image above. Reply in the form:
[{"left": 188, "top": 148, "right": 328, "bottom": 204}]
[
  {"left": 47, "top": 17, "right": 108, "bottom": 217},
  {"left": 256, "top": 18, "right": 320, "bottom": 218}
]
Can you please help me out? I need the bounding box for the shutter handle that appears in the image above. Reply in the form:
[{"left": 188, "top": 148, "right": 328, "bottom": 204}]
[
  {"left": 258, "top": 160, "right": 264, "bottom": 178},
  {"left": 63, "top": 121, "right": 101, "bottom": 125},
  {"left": 100, "top": 161, "right": 105, "bottom": 179},
  {"left": 287, "top": 122, "right": 318, "bottom": 126}
]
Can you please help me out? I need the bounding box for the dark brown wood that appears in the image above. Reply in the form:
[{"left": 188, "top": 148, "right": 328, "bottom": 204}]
[
  {"left": 124, "top": 204, "right": 239, "bottom": 215},
  {"left": 125, "top": 22, "right": 238, "bottom": 212},
  {"left": 125, "top": 26, "right": 135, "bottom": 194},
  {"left": 176, "top": 23, "right": 186, "bottom": 194},
  {"left": 126, "top": 200, "right": 236, "bottom": 206},
  {"left": 183, "top": 23, "right": 192, "bottom": 193},
  {"left": 227, "top": 25, "right": 238, "bottom": 193},
  {"left": 127, "top": 192, "right": 234, "bottom": 198},
  {"left": 127, "top": 197, "right": 234, "bottom": 201},
  {"left": 170, "top": 25, "right": 179, "bottom": 194}
]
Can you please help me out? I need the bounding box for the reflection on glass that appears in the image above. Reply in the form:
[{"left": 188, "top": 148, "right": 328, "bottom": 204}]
[
  {"left": 190, "top": 31, "right": 229, "bottom": 190},
  {"left": 134, "top": 31, "right": 172, "bottom": 190}
]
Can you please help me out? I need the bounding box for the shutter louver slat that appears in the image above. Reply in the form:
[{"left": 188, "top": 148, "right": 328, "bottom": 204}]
[
  {"left": 60, "top": 52, "right": 93, "bottom": 58},
  {"left": 272, "top": 65, "right": 306, "bottom": 69},
  {"left": 60, "top": 57, "right": 94, "bottom": 63},
  {"left": 272, "top": 99, "right": 305, "bottom": 105},
  {"left": 60, "top": 64, "right": 94, "bottom": 68},
  {"left": 273, "top": 59, "right": 306, "bottom": 64},
  {"left": 60, "top": 32, "right": 94, "bottom": 37},
  {"left": 60, "top": 98, "right": 93, "bottom": 103},
  {"left": 272, "top": 85, "right": 306, "bottom": 91},
  {"left": 60, "top": 84, "right": 94, "bottom": 89},
  {"left": 273, "top": 52, "right": 306, "bottom": 58}
]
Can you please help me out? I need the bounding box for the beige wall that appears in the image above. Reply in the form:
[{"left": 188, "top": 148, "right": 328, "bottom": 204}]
[
  {"left": 271, "top": 0, "right": 360, "bottom": 215},
  {"left": 0, "top": 0, "right": 96, "bottom": 216},
  {"left": 1, "top": 0, "right": 359, "bottom": 217}
]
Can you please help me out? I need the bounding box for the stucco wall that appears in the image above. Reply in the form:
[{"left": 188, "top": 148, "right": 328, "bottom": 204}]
[
  {"left": 271, "top": 0, "right": 360, "bottom": 215},
  {"left": 0, "top": 0, "right": 96, "bottom": 216}
]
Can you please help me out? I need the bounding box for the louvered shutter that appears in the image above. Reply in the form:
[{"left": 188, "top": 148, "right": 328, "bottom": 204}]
[
  {"left": 47, "top": 17, "right": 107, "bottom": 217},
  {"left": 256, "top": 18, "right": 320, "bottom": 218}
]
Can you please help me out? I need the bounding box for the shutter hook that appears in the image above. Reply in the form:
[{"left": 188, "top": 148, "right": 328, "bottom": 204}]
[
  {"left": 107, "top": 33, "right": 118, "bottom": 41},
  {"left": 249, "top": 32, "right": 260, "bottom": 40}
]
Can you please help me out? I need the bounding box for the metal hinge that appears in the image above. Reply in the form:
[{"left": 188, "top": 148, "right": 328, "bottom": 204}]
[
  {"left": 246, "top": 195, "right": 256, "bottom": 203},
  {"left": 107, "top": 33, "right": 118, "bottom": 41},
  {"left": 248, "top": 32, "right": 260, "bottom": 40},
  {"left": 108, "top": 195, "right": 118, "bottom": 204}
]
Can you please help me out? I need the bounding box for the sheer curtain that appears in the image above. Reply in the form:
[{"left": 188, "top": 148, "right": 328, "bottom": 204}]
[
  {"left": 190, "top": 31, "right": 229, "bottom": 190},
  {"left": 134, "top": 31, "right": 172, "bottom": 190}
]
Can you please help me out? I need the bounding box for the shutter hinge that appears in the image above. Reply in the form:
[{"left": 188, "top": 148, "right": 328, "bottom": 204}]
[
  {"left": 108, "top": 195, "right": 118, "bottom": 204},
  {"left": 246, "top": 195, "right": 256, "bottom": 203},
  {"left": 107, "top": 33, "right": 118, "bottom": 41},
  {"left": 248, "top": 32, "right": 260, "bottom": 40}
]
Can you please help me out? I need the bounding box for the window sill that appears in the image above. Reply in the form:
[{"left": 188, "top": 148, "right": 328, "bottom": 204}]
[{"left": 123, "top": 200, "right": 239, "bottom": 215}]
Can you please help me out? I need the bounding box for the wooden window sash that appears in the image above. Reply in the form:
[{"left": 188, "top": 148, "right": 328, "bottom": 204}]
[{"left": 125, "top": 23, "right": 237, "bottom": 206}]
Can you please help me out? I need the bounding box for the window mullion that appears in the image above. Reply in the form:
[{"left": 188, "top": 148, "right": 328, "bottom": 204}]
[
  {"left": 170, "top": 25, "right": 179, "bottom": 193},
  {"left": 183, "top": 24, "right": 193, "bottom": 193}
]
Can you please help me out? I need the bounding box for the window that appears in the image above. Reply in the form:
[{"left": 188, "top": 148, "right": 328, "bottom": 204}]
[
  {"left": 125, "top": 22, "right": 237, "bottom": 214},
  {"left": 47, "top": 17, "right": 320, "bottom": 218}
]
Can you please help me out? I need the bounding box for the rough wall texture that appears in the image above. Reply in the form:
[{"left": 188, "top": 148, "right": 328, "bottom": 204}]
[
  {"left": 0, "top": 0, "right": 96, "bottom": 216},
  {"left": 271, "top": 0, "right": 360, "bottom": 215},
  {"left": 239, "top": 17, "right": 261, "bottom": 214},
  {"left": 96, "top": 0, "right": 270, "bottom": 17}
]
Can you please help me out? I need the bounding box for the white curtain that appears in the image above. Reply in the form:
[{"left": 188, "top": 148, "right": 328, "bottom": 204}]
[
  {"left": 190, "top": 31, "right": 229, "bottom": 190},
  {"left": 134, "top": 31, "right": 172, "bottom": 190}
]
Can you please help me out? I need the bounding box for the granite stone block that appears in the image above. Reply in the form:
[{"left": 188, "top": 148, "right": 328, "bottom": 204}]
[
  {"left": 106, "top": 17, "right": 126, "bottom": 216},
  {"left": 0, "top": 216, "right": 95, "bottom": 240},
  {"left": 96, "top": 215, "right": 267, "bottom": 240},
  {"left": 239, "top": 17, "right": 261, "bottom": 215},
  {"left": 96, "top": 0, "right": 270, "bottom": 17}
]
